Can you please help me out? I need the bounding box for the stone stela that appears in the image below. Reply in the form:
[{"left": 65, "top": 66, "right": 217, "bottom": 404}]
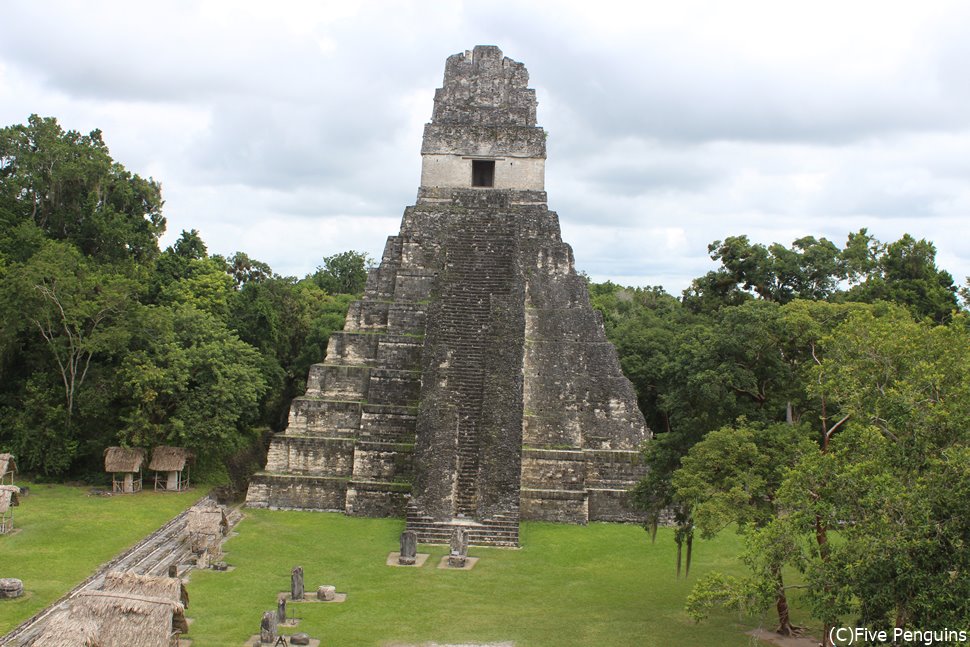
[
  {"left": 246, "top": 46, "right": 651, "bottom": 547},
  {"left": 448, "top": 528, "right": 469, "bottom": 568},
  {"left": 290, "top": 566, "right": 304, "bottom": 601},
  {"left": 399, "top": 530, "right": 418, "bottom": 565}
]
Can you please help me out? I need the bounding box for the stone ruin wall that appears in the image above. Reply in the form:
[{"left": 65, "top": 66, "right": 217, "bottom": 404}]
[{"left": 246, "top": 46, "right": 649, "bottom": 534}]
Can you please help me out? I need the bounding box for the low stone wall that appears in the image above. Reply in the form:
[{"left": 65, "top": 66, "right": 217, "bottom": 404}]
[
  {"left": 520, "top": 488, "right": 588, "bottom": 523},
  {"left": 245, "top": 474, "right": 348, "bottom": 511}
]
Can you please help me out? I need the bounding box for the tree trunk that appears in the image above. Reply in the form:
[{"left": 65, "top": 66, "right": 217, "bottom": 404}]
[
  {"left": 675, "top": 538, "right": 682, "bottom": 578},
  {"left": 774, "top": 568, "right": 797, "bottom": 636},
  {"left": 685, "top": 531, "right": 693, "bottom": 578}
]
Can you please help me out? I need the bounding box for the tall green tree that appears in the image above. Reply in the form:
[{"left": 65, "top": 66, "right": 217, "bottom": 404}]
[
  {"left": 0, "top": 115, "right": 164, "bottom": 265},
  {"left": 312, "top": 250, "right": 369, "bottom": 295},
  {"left": 675, "top": 421, "right": 816, "bottom": 635},
  {"left": 119, "top": 303, "right": 267, "bottom": 467},
  {"left": 845, "top": 234, "right": 958, "bottom": 322}
]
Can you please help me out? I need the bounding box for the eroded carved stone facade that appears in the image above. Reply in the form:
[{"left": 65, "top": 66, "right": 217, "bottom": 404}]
[{"left": 246, "top": 46, "right": 650, "bottom": 545}]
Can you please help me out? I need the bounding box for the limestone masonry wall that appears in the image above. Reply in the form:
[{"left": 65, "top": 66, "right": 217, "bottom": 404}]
[{"left": 246, "top": 46, "right": 650, "bottom": 541}]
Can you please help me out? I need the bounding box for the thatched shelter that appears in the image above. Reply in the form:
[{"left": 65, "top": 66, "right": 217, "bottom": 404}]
[
  {"left": 104, "top": 447, "right": 146, "bottom": 494},
  {"left": 0, "top": 485, "right": 20, "bottom": 534},
  {"left": 0, "top": 453, "right": 15, "bottom": 485},
  {"left": 185, "top": 501, "right": 229, "bottom": 568},
  {"left": 32, "top": 571, "right": 188, "bottom": 647},
  {"left": 149, "top": 446, "right": 195, "bottom": 492}
]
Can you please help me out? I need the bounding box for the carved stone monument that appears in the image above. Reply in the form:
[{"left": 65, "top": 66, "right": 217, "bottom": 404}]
[
  {"left": 260, "top": 610, "right": 277, "bottom": 644},
  {"left": 290, "top": 566, "right": 304, "bottom": 601},
  {"left": 398, "top": 529, "right": 418, "bottom": 565},
  {"left": 316, "top": 585, "right": 336, "bottom": 601},
  {"left": 276, "top": 597, "right": 286, "bottom": 624},
  {"left": 246, "top": 45, "right": 650, "bottom": 546},
  {"left": 448, "top": 527, "right": 469, "bottom": 568}
]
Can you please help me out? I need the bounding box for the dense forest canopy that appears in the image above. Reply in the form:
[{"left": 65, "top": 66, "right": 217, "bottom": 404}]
[
  {"left": 592, "top": 237, "right": 967, "bottom": 641},
  {"left": 0, "top": 116, "right": 367, "bottom": 486},
  {"left": 2, "top": 116, "right": 968, "bottom": 642}
]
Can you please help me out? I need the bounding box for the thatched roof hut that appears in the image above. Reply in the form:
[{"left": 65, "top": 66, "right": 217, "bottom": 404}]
[
  {"left": 33, "top": 572, "right": 188, "bottom": 647},
  {"left": 103, "top": 447, "right": 146, "bottom": 473},
  {"left": 103, "top": 571, "right": 189, "bottom": 609},
  {"left": 0, "top": 485, "right": 20, "bottom": 513},
  {"left": 0, "top": 453, "right": 15, "bottom": 482},
  {"left": 104, "top": 447, "right": 146, "bottom": 493},
  {"left": 149, "top": 446, "right": 195, "bottom": 492},
  {"left": 148, "top": 446, "right": 194, "bottom": 472}
]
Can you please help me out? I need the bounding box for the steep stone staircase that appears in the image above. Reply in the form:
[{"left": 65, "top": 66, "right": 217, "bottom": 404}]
[
  {"left": 437, "top": 214, "right": 516, "bottom": 519},
  {"left": 406, "top": 505, "right": 520, "bottom": 547}
]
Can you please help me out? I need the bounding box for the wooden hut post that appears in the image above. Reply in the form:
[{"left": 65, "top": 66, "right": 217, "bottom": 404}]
[{"left": 0, "top": 486, "right": 20, "bottom": 534}]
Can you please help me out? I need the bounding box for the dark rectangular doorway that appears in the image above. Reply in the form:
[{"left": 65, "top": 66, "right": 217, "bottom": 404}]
[{"left": 472, "top": 160, "right": 495, "bottom": 187}]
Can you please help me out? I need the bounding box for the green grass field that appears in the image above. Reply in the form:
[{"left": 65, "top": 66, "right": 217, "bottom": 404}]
[
  {"left": 0, "top": 482, "right": 200, "bottom": 634},
  {"left": 1, "top": 487, "right": 814, "bottom": 646},
  {"left": 187, "top": 510, "right": 810, "bottom": 647}
]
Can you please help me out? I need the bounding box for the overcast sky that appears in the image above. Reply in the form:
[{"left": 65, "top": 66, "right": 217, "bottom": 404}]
[{"left": 2, "top": 1, "right": 968, "bottom": 293}]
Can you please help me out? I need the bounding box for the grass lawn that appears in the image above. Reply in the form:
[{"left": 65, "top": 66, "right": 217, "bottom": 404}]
[
  {"left": 0, "top": 481, "right": 202, "bottom": 634},
  {"left": 187, "top": 510, "right": 814, "bottom": 647}
]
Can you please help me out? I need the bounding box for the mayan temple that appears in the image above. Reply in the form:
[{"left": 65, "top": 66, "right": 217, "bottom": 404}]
[{"left": 246, "top": 46, "right": 649, "bottom": 546}]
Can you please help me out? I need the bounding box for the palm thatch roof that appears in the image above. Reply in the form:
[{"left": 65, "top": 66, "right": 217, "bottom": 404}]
[
  {"left": 0, "top": 453, "right": 15, "bottom": 477},
  {"left": 103, "top": 571, "right": 189, "bottom": 608},
  {"left": 148, "top": 446, "right": 195, "bottom": 472},
  {"left": 0, "top": 485, "right": 20, "bottom": 513},
  {"left": 103, "top": 447, "right": 145, "bottom": 473},
  {"left": 33, "top": 572, "right": 187, "bottom": 647},
  {"left": 186, "top": 501, "right": 229, "bottom": 537}
]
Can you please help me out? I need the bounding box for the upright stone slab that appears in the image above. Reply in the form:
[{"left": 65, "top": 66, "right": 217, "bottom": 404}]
[
  {"left": 246, "top": 46, "right": 650, "bottom": 545},
  {"left": 260, "top": 610, "right": 277, "bottom": 643},
  {"left": 399, "top": 530, "right": 418, "bottom": 565},
  {"left": 290, "top": 566, "right": 304, "bottom": 601},
  {"left": 448, "top": 527, "right": 470, "bottom": 568}
]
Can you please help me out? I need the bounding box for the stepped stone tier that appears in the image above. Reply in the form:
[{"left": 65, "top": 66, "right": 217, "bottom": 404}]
[{"left": 246, "top": 45, "right": 650, "bottom": 546}]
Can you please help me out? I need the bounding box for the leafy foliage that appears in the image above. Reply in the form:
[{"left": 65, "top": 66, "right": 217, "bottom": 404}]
[
  {"left": 312, "top": 250, "right": 370, "bottom": 295},
  {"left": 0, "top": 115, "right": 164, "bottom": 265},
  {"left": 0, "top": 115, "right": 367, "bottom": 479}
]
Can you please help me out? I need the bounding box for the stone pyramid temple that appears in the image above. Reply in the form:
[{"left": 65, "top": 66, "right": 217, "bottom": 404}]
[{"left": 246, "top": 46, "right": 650, "bottom": 546}]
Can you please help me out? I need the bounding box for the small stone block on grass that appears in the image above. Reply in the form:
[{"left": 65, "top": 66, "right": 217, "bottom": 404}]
[
  {"left": 437, "top": 555, "right": 479, "bottom": 570},
  {"left": 316, "top": 585, "right": 336, "bottom": 601},
  {"left": 244, "top": 636, "right": 320, "bottom": 647},
  {"left": 386, "top": 552, "right": 430, "bottom": 567},
  {"left": 283, "top": 589, "right": 346, "bottom": 603},
  {"left": 0, "top": 578, "right": 24, "bottom": 599}
]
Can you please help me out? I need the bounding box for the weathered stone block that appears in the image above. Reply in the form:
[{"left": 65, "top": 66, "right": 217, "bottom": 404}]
[
  {"left": 367, "top": 369, "right": 420, "bottom": 406},
  {"left": 0, "top": 578, "right": 23, "bottom": 599},
  {"left": 291, "top": 566, "right": 304, "bottom": 601},
  {"left": 519, "top": 488, "right": 588, "bottom": 523},
  {"left": 399, "top": 530, "right": 418, "bottom": 565},
  {"left": 260, "top": 610, "right": 277, "bottom": 642}
]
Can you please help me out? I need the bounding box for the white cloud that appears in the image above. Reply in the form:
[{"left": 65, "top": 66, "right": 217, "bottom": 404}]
[{"left": 2, "top": 0, "right": 969, "bottom": 295}]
